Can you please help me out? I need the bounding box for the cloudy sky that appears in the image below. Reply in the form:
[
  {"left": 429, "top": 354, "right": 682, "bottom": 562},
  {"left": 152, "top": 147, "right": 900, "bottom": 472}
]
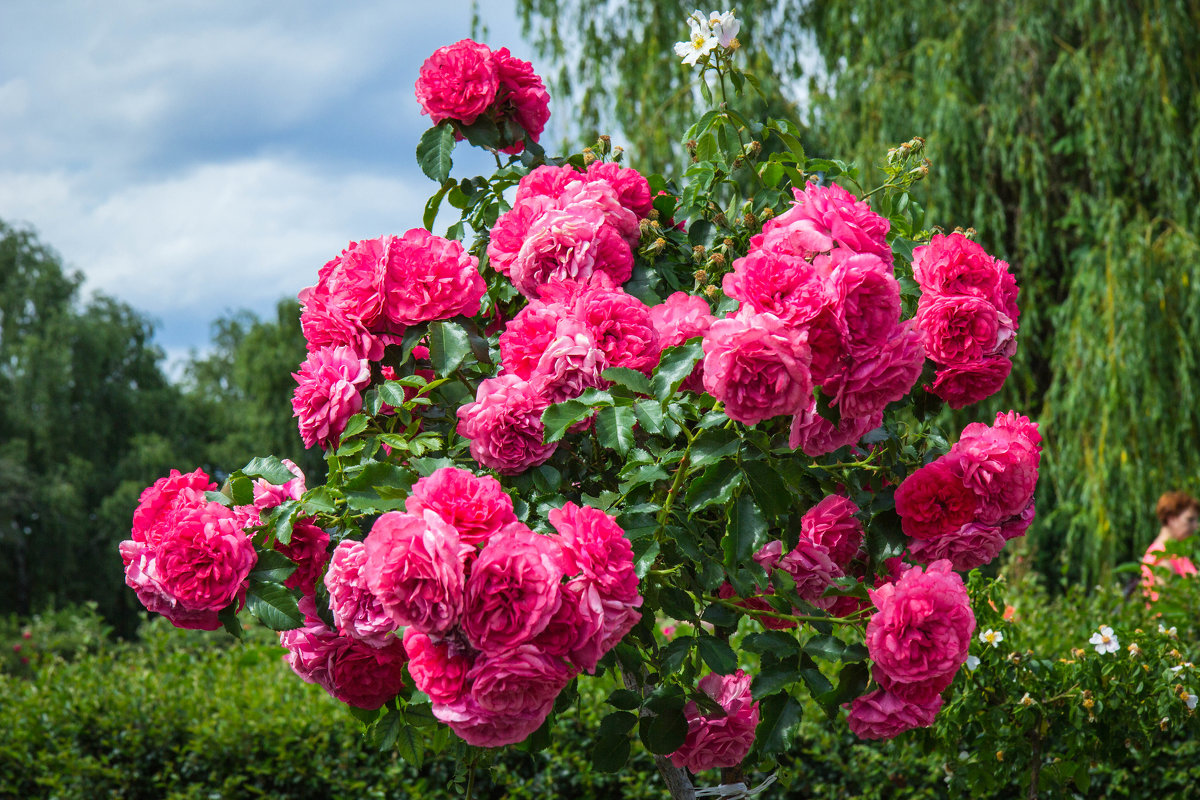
[{"left": 0, "top": 1, "right": 536, "bottom": 369}]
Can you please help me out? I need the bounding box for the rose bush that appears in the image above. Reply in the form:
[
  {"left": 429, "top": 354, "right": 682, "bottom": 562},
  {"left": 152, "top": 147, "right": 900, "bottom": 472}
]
[{"left": 118, "top": 12, "right": 1045, "bottom": 798}]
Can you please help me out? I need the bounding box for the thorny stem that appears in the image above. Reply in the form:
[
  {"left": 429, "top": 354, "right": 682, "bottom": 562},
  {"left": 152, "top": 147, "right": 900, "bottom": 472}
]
[{"left": 709, "top": 596, "right": 870, "bottom": 626}]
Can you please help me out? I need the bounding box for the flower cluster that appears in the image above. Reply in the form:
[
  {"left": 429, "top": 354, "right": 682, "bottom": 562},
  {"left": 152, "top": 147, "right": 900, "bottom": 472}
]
[
  {"left": 414, "top": 39, "right": 550, "bottom": 154},
  {"left": 119, "top": 469, "right": 257, "bottom": 631},
  {"left": 850, "top": 560, "right": 975, "bottom": 739},
  {"left": 674, "top": 10, "right": 741, "bottom": 67},
  {"left": 912, "top": 233, "right": 1020, "bottom": 408},
  {"left": 895, "top": 411, "right": 1041, "bottom": 570},
  {"left": 710, "top": 182, "right": 924, "bottom": 452},
  {"left": 293, "top": 230, "right": 485, "bottom": 449},
  {"left": 350, "top": 468, "right": 641, "bottom": 746},
  {"left": 235, "top": 462, "right": 330, "bottom": 595},
  {"left": 668, "top": 670, "right": 760, "bottom": 772}
]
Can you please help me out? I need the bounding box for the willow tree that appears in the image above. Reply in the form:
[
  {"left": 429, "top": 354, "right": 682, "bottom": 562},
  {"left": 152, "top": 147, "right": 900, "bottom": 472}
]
[{"left": 515, "top": 0, "right": 1200, "bottom": 585}]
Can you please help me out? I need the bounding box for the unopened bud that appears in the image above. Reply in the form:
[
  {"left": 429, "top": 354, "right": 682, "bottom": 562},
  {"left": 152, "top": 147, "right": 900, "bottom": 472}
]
[
  {"left": 582, "top": 147, "right": 597, "bottom": 165},
  {"left": 639, "top": 219, "right": 654, "bottom": 237},
  {"left": 612, "top": 146, "right": 624, "bottom": 163},
  {"left": 723, "top": 237, "right": 734, "bottom": 249},
  {"left": 743, "top": 211, "right": 756, "bottom": 227},
  {"left": 703, "top": 284, "right": 720, "bottom": 299},
  {"left": 692, "top": 245, "right": 707, "bottom": 262},
  {"left": 759, "top": 207, "right": 775, "bottom": 221},
  {"left": 643, "top": 237, "right": 666, "bottom": 255},
  {"left": 693, "top": 269, "right": 708, "bottom": 282},
  {"left": 712, "top": 212, "right": 727, "bottom": 226},
  {"left": 709, "top": 253, "right": 726, "bottom": 268},
  {"left": 686, "top": 140, "right": 698, "bottom": 157},
  {"left": 648, "top": 209, "right": 660, "bottom": 221},
  {"left": 746, "top": 140, "right": 762, "bottom": 159},
  {"left": 597, "top": 135, "right": 611, "bottom": 155},
  {"left": 996, "top": 751, "right": 1004, "bottom": 762},
  {"left": 732, "top": 155, "right": 745, "bottom": 169}
]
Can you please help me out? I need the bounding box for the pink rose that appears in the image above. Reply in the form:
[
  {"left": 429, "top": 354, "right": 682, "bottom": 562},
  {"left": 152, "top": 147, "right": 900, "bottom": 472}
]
[
  {"left": 291, "top": 345, "right": 370, "bottom": 450},
  {"left": 907, "top": 521, "right": 1007, "bottom": 571},
  {"left": 404, "top": 467, "right": 518, "bottom": 548},
  {"left": 778, "top": 538, "right": 844, "bottom": 610},
  {"left": 801, "top": 305, "right": 847, "bottom": 387},
  {"left": 463, "top": 527, "right": 565, "bottom": 654},
  {"left": 573, "top": 284, "right": 660, "bottom": 373},
  {"left": 1001, "top": 500, "right": 1037, "bottom": 541},
  {"left": 949, "top": 414, "right": 1041, "bottom": 524},
  {"left": 702, "top": 310, "right": 813, "bottom": 426},
  {"left": 498, "top": 299, "right": 569, "bottom": 379},
  {"left": 649, "top": 292, "right": 716, "bottom": 392},
  {"left": 120, "top": 540, "right": 228, "bottom": 630},
  {"left": 511, "top": 206, "right": 633, "bottom": 298},
  {"left": 362, "top": 509, "right": 472, "bottom": 635},
  {"left": 866, "top": 560, "right": 975, "bottom": 688},
  {"left": 758, "top": 182, "right": 891, "bottom": 269},
  {"left": 833, "top": 322, "right": 925, "bottom": 419},
  {"left": 915, "top": 294, "right": 1001, "bottom": 365},
  {"left": 846, "top": 688, "right": 941, "bottom": 740},
  {"left": 432, "top": 694, "right": 546, "bottom": 748},
  {"left": 153, "top": 501, "right": 257, "bottom": 613},
  {"left": 275, "top": 519, "right": 330, "bottom": 594},
  {"left": 252, "top": 459, "right": 306, "bottom": 511},
  {"left": 324, "top": 541, "right": 398, "bottom": 648},
  {"left": 565, "top": 577, "right": 644, "bottom": 673},
  {"left": 382, "top": 229, "right": 485, "bottom": 326},
  {"left": 456, "top": 374, "right": 558, "bottom": 475},
  {"left": 414, "top": 39, "right": 499, "bottom": 125},
  {"left": 894, "top": 459, "right": 978, "bottom": 540},
  {"left": 723, "top": 249, "right": 828, "bottom": 327},
  {"left": 912, "top": 233, "right": 1010, "bottom": 307},
  {"left": 299, "top": 293, "right": 387, "bottom": 360},
  {"left": 131, "top": 468, "right": 216, "bottom": 547},
  {"left": 513, "top": 164, "right": 584, "bottom": 205},
  {"left": 556, "top": 181, "right": 640, "bottom": 245},
  {"left": 402, "top": 628, "right": 471, "bottom": 704},
  {"left": 467, "top": 644, "right": 574, "bottom": 717},
  {"left": 549, "top": 502, "right": 640, "bottom": 602},
  {"left": 584, "top": 161, "right": 654, "bottom": 218},
  {"left": 487, "top": 194, "right": 555, "bottom": 279},
  {"left": 669, "top": 670, "right": 760, "bottom": 772},
  {"left": 788, "top": 402, "right": 881, "bottom": 458},
  {"left": 801, "top": 495, "right": 864, "bottom": 568},
  {"left": 493, "top": 47, "right": 551, "bottom": 154},
  {"left": 929, "top": 357, "right": 1013, "bottom": 409},
  {"left": 299, "top": 238, "right": 388, "bottom": 331},
  {"left": 828, "top": 250, "right": 900, "bottom": 353},
  {"left": 530, "top": 319, "right": 609, "bottom": 404}
]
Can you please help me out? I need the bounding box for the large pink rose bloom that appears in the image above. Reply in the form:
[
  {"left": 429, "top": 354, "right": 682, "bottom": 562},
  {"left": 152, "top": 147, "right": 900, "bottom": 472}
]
[
  {"left": 833, "top": 322, "right": 925, "bottom": 419},
  {"left": 513, "top": 164, "right": 584, "bottom": 205},
  {"left": 402, "top": 628, "right": 471, "bottom": 704},
  {"left": 584, "top": 161, "right": 654, "bottom": 218},
  {"left": 468, "top": 644, "right": 574, "bottom": 717},
  {"left": 758, "top": 182, "right": 891, "bottom": 270},
  {"left": 778, "top": 538, "right": 844, "bottom": 610},
  {"left": 499, "top": 299, "right": 569, "bottom": 379},
  {"left": 550, "top": 502, "right": 640, "bottom": 602},
  {"left": 510, "top": 206, "right": 633, "bottom": 299},
  {"left": 463, "top": 526, "right": 565, "bottom": 654},
  {"left": 382, "top": 229, "right": 485, "bottom": 326},
  {"left": 908, "top": 521, "right": 1006, "bottom": 571},
  {"left": 363, "top": 509, "right": 472, "bottom": 635},
  {"left": 915, "top": 294, "right": 1003, "bottom": 365},
  {"left": 493, "top": 47, "right": 551, "bottom": 154},
  {"left": 487, "top": 194, "right": 556, "bottom": 279},
  {"left": 299, "top": 239, "right": 388, "bottom": 331},
  {"left": 275, "top": 519, "right": 330, "bottom": 594},
  {"left": 565, "top": 576, "right": 644, "bottom": 673},
  {"left": 866, "top": 560, "right": 975, "bottom": 688},
  {"left": 930, "top": 357, "right": 1013, "bottom": 409},
  {"left": 404, "top": 467, "right": 518, "bottom": 548},
  {"left": 576, "top": 285, "right": 661, "bottom": 373},
  {"left": 324, "top": 541, "right": 398, "bottom": 648},
  {"left": 153, "top": 501, "right": 257, "bottom": 613},
  {"left": 894, "top": 458, "right": 978, "bottom": 540},
  {"left": 912, "top": 233, "right": 1012, "bottom": 308},
  {"left": 299, "top": 293, "right": 387, "bottom": 361},
  {"left": 414, "top": 39, "right": 499, "bottom": 125},
  {"left": 702, "top": 310, "right": 813, "bottom": 426},
  {"left": 950, "top": 413, "right": 1041, "bottom": 524},
  {"left": 649, "top": 292, "right": 716, "bottom": 392},
  {"left": 724, "top": 249, "right": 828, "bottom": 327},
  {"left": 530, "top": 319, "right": 609, "bottom": 404},
  {"left": 280, "top": 600, "right": 408, "bottom": 710},
  {"left": 131, "top": 468, "right": 216, "bottom": 547},
  {"left": 788, "top": 403, "right": 881, "bottom": 458},
  {"left": 291, "top": 345, "right": 370, "bottom": 450},
  {"left": 120, "top": 540, "right": 227, "bottom": 631},
  {"left": 828, "top": 250, "right": 901, "bottom": 353},
  {"left": 846, "top": 688, "right": 942, "bottom": 740},
  {"left": 669, "top": 670, "right": 760, "bottom": 772},
  {"left": 801, "top": 495, "right": 864, "bottom": 568},
  {"left": 456, "top": 374, "right": 558, "bottom": 475},
  {"left": 432, "top": 693, "right": 546, "bottom": 748}
]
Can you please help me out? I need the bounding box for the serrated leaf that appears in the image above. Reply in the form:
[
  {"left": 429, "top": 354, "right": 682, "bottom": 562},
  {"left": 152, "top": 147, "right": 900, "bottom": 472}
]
[
  {"left": 659, "top": 587, "right": 698, "bottom": 622},
  {"left": 592, "top": 735, "right": 631, "bottom": 772},
  {"left": 204, "top": 490, "right": 232, "bottom": 507},
  {"left": 700, "top": 602, "right": 739, "bottom": 628},
  {"left": 689, "top": 428, "right": 741, "bottom": 468},
  {"left": 375, "top": 708, "right": 402, "bottom": 751},
  {"left": 392, "top": 719, "right": 424, "bottom": 768},
  {"left": 756, "top": 694, "right": 804, "bottom": 755},
  {"left": 607, "top": 690, "right": 642, "bottom": 711},
  {"left": 696, "top": 634, "right": 738, "bottom": 675},
  {"left": 598, "top": 710, "right": 639, "bottom": 737},
  {"left": 742, "top": 460, "right": 793, "bottom": 522},
  {"left": 242, "top": 456, "right": 298, "bottom": 485},
  {"left": 341, "top": 413, "right": 369, "bottom": 439},
  {"left": 347, "top": 705, "right": 381, "bottom": 725},
  {"left": 229, "top": 474, "right": 254, "bottom": 507},
  {"left": 416, "top": 124, "right": 455, "bottom": 183},
  {"left": 725, "top": 491, "right": 767, "bottom": 566},
  {"left": 245, "top": 581, "right": 303, "bottom": 631},
  {"left": 541, "top": 399, "right": 594, "bottom": 444},
  {"left": 632, "top": 399, "right": 664, "bottom": 434},
  {"left": 651, "top": 340, "right": 704, "bottom": 400},
  {"left": 633, "top": 539, "right": 660, "bottom": 578},
  {"left": 423, "top": 181, "right": 452, "bottom": 230},
  {"left": 803, "top": 634, "right": 847, "bottom": 662},
  {"left": 596, "top": 405, "right": 637, "bottom": 454},
  {"left": 753, "top": 659, "right": 801, "bottom": 700},
  {"left": 248, "top": 549, "right": 298, "bottom": 584},
  {"left": 640, "top": 708, "right": 689, "bottom": 754},
  {"left": 602, "top": 366, "right": 653, "bottom": 396},
  {"left": 743, "top": 631, "right": 801, "bottom": 656},
  {"left": 458, "top": 115, "right": 501, "bottom": 149},
  {"left": 866, "top": 508, "right": 908, "bottom": 565},
  {"left": 660, "top": 636, "right": 694, "bottom": 674},
  {"left": 685, "top": 460, "right": 742, "bottom": 511},
  {"left": 217, "top": 602, "right": 242, "bottom": 639},
  {"left": 428, "top": 320, "right": 472, "bottom": 376},
  {"left": 377, "top": 381, "right": 410, "bottom": 409},
  {"left": 302, "top": 486, "right": 337, "bottom": 515}
]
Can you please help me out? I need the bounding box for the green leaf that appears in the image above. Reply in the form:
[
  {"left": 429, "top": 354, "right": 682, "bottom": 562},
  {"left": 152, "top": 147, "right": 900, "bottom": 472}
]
[
  {"left": 742, "top": 460, "right": 794, "bottom": 522},
  {"left": 375, "top": 708, "right": 402, "bottom": 751},
  {"left": 229, "top": 474, "right": 254, "bottom": 507},
  {"left": 725, "top": 491, "right": 767, "bottom": 566},
  {"left": 866, "top": 508, "right": 908, "bottom": 565},
  {"left": 798, "top": 655, "right": 834, "bottom": 697},
  {"left": 685, "top": 460, "right": 742, "bottom": 511},
  {"left": 660, "top": 636, "right": 694, "bottom": 674},
  {"left": 242, "top": 456, "right": 298, "bottom": 485},
  {"left": 689, "top": 428, "right": 740, "bottom": 468},
  {"left": 831, "top": 661, "right": 871, "bottom": 706},
  {"left": 301, "top": 486, "right": 337, "bottom": 515},
  {"left": 640, "top": 708, "right": 689, "bottom": 754},
  {"left": 204, "top": 490, "right": 232, "bottom": 507},
  {"left": 696, "top": 634, "right": 738, "bottom": 675},
  {"left": 542, "top": 399, "right": 597, "bottom": 444},
  {"left": 377, "top": 381, "right": 410, "bottom": 409},
  {"left": 458, "top": 115, "right": 501, "bottom": 149},
  {"left": 632, "top": 399, "right": 664, "bottom": 434},
  {"left": 756, "top": 693, "right": 804, "bottom": 755},
  {"left": 598, "top": 710, "right": 639, "bottom": 737},
  {"left": 596, "top": 405, "right": 637, "bottom": 454},
  {"left": 651, "top": 340, "right": 704, "bottom": 400},
  {"left": 416, "top": 124, "right": 455, "bottom": 183},
  {"left": 423, "top": 181, "right": 452, "bottom": 231},
  {"left": 341, "top": 413, "right": 369, "bottom": 439},
  {"left": 217, "top": 602, "right": 242, "bottom": 640},
  {"left": 347, "top": 705, "right": 381, "bottom": 725},
  {"left": 700, "top": 602, "right": 739, "bottom": 628},
  {"left": 607, "top": 690, "right": 642, "bottom": 712},
  {"left": 602, "top": 366, "right": 653, "bottom": 396},
  {"left": 592, "top": 734, "right": 631, "bottom": 772},
  {"left": 392, "top": 718, "right": 424, "bottom": 769},
  {"left": 743, "top": 631, "right": 801, "bottom": 656},
  {"left": 633, "top": 538, "right": 660, "bottom": 578},
  {"left": 803, "top": 634, "right": 847, "bottom": 662},
  {"left": 752, "top": 658, "right": 800, "bottom": 700},
  {"left": 428, "top": 320, "right": 472, "bottom": 376},
  {"left": 246, "top": 581, "right": 304, "bottom": 631},
  {"left": 659, "top": 587, "right": 698, "bottom": 622},
  {"left": 248, "top": 550, "right": 298, "bottom": 584}
]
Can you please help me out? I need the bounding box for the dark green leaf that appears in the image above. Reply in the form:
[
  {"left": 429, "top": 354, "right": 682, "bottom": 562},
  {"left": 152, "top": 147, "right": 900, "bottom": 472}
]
[
  {"left": 598, "top": 710, "right": 639, "bottom": 737},
  {"left": 392, "top": 719, "right": 424, "bottom": 768},
  {"left": 248, "top": 550, "right": 298, "bottom": 584},
  {"left": 831, "top": 661, "right": 871, "bottom": 706},
  {"left": 756, "top": 693, "right": 804, "bottom": 755},
  {"left": 700, "top": 602, "right": 739, "bottom": 628},
  {"left": 458, "top": 115, "right": 501, "bottom": 149},
  {"left": 685, "top": 460, "right": 742, "bottom": 511},
  {"left": 377, "top": 381, "right": 410, "bottom": 409},
  {"left": 725, "top": 491, "right": 767, "bottom": 566},
  {"left": 743, "top": 631, "right": 801, "bottom": 656},
  {"left": 245, "top": 581, "right": 304, "bottom": 631},
  {"left": 229, "top": 474, "right": 254, "bottom": 507},
  {"left": 633, "top": 538, "right": 660, "bottom": 578},
  {"left": 416, "top": 124, "right": 455, "bottom": 183},
  {"left": 302, "top": 486, "right": 337, "bottom": 515},
  {"left": 640, "top": 708, "right": 689, "bottom": 754},
  {"left": 689, "top": 428, "right": 740, "bottom": 468},
  {"left": 375, "top": 708, "right": 402, "bottom": 751},
  {"left": 866, "top": 508, "right": 908, "bottom": 565},
  {"left": 423, "top": 181, "right": 452, "bottom": 230},
  {"left": 541, "top": 399, "right": 595, "bottom": 444},
  {"left": 217, "top": 602, "right": 242, "bottom": 640},
  {"left": 607, "top": 690, "right": 642, "bottom": 712},
  {"left": 347, "top": 705, "right": 380, "bottom": 725},
  {"left": 592, "top": 735, "right": 631, "bottom": 772},
  {"left": 798, "top": 655, "right": 834, "bottom": 697},
  {"left": 803, "top": 634, "right": 847, "bottom": 662},
  {"left": 602, "top": 366, "right": 653, "bottom": 396},
  {"left": 659, "top": 587, "right": 698, "bottom": 622},
  {"left": 696, "top": 634, "right": 738, "bottom": 675},
  {"left": 742, "top": 460, "right": 794, "bottom": 522},
  {"left": 242, "top": 456, "right": 298, "bottom": 485},
  {"left": 428, "top": 320, "right": 472, "bottom": 376},
  {"left": 651, "top": 340, "right": 704, "bottom": 400},
  {"left": 632, "top": 399, "right": 664, "bottom": 434},
  {"left": 752, "top": 658, "right": 800, "bottom": 700},
  {"left": 596, "top": 405, "right": 637, "bottom": 454},
  {"left": 660, "top": 636, "right": 694, "bottom": 674}
]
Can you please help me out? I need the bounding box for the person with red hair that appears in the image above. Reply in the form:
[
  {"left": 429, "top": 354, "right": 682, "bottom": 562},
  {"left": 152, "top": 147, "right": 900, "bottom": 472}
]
[{"left": 1141, "top": 491, "right": 1200, "bottom": 602}]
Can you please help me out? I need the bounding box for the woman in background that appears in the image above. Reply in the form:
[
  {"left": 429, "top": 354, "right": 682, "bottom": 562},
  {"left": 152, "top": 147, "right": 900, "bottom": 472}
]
[{"left": 1141, "top": 491, "right": 1200, "bottom": 602}]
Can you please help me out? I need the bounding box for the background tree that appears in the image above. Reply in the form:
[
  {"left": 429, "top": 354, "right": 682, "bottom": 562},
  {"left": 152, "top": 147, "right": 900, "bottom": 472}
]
[{"left": 516, "top": 0, "right": 1200, "bottom": 586}]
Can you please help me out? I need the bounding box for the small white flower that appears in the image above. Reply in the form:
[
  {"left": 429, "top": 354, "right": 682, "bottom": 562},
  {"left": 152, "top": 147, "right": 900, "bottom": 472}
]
[
  {"left": 674, "top": 16, "right": 718, "bottom": 67},
  {"left": 1159, "top": 624, "right": 1178, "bottom": 638},
  {"left": 979, "top": 629, "right": 1004, "bottom": 648},
  {"left": 1128, "top": 642, "right": 1141, "bottom": 657},
  {"left": 1019, "top": 692, "right": 1034, "bottom": 707},
  {"left": 965, "top": 655, "right": 981, "bottom": 671},
  {"left": 1183, "top": 689, "right": 1198, "bottom": 711},
  {"left": 708, "top": 10, "right": 741, "bottom": 48},
  {"left": 1089, "top": 625, "right": 1119, "bottom": 655},
  {"left": 1171, "top": 665, "right": 1185, "bottom": 675}
]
